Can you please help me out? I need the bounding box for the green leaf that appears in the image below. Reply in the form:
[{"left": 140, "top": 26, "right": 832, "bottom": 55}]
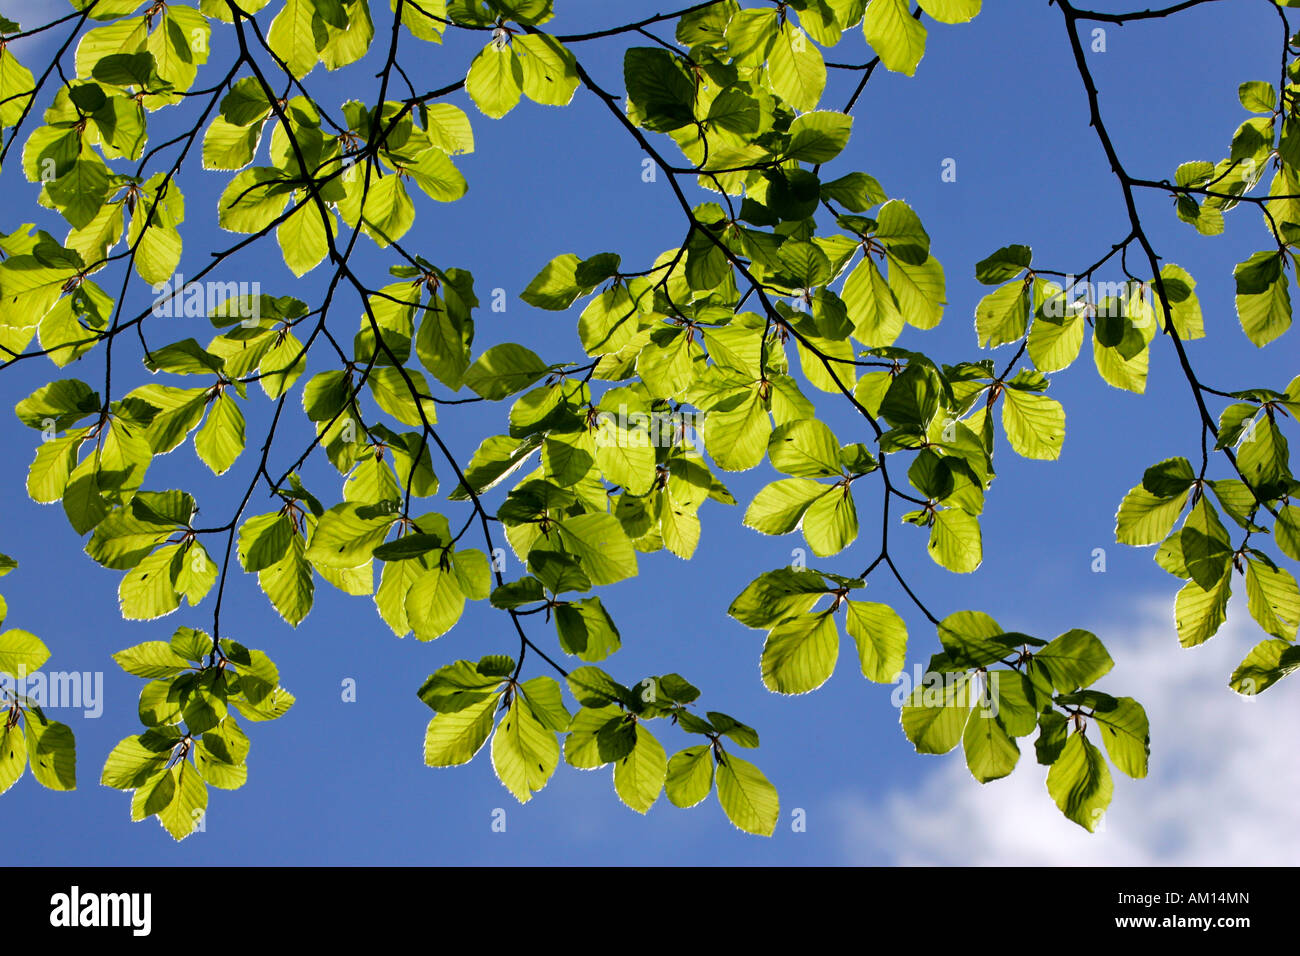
[
  {"left": 450, "top": 434, "right": 541, "bottom": 501},
  {"left": 259, "top": 535, "right": 314, "bottom": 626},
  {"left": 277, "top": 202, "right": 331, "bottom": 276},
  {"left": 786, "top": 111, "right": 852, "bottom": 163},
  {"left": 24, "top": 712, "right": 76, "bottom": 791},
  {"left": 1092, "top": 313, "right": 1150, "bottom": 394},
  {"left": 1000, "top": 389, "right": 1064, "bottom": 460},
  {"left": 305, "top": 503, "right": 394, "bottom": 570},
  {"left": 936, "top": 610, "right": 1010, "bottom": 669},
  {"left": 987, "top": 671, "right": 1039, "bottom": 738},
  {"left": 237, "top": 513, "right": 293, "bottom": 572},
  {"left": 202, "top": 116, "right": 262, "bottom": 171},
  {"left": 217, "top": 167, "right": 290, "bottom": 233},
  {"left": 802, "top": 486, "right": 858, "bottom": 557},
  {"left": 268, "top": 0, "right": 324, "bottom": 78},
  {"left": 715, "top": 751, "right": 779, "bottom": 836},
  {"left": 863, "top": 0, "right": 926, "bottom": 76},
  {"left": 519, "top": 676, "right": 570, "bottom": 732},
  {"left": 15, "top": 378, "right": 100, "bottom": 430},
  {"left": 418, "top": 658, "right": 507, "bottom": 713},
  {"left": 1091, "top": 697, "right": 1149, "bottom": 779},
  {"left": 708, "top": 711, "right": 760, "bottom": 749},
  {"left": 367, "top": 366, "right": 438, "bottom": 428},
  {"left": 579, "top": 286, "right": 640, "bottom": 356},
  {"left": 778, "top": 241, "right": 833, "bottom": 288},
  {"left": 1182, "top": 495, "right": 1232, "bottom": 591},
  {"left": 875, "top": 200, "right": 931, "bottom": 265},
  {"left": 1230, "top": 638, "right": 1300, "bottom": 696},
  {"left": 927, "top": 508, "right": 982, "bottom": 573},
  {"left": 1028, "top": 310, "right": 1085, "bottom": 374},
  {"left": 768, "top": 419, "right": 842, "bottom": 477},
  {"left": 1033, "top": 629, "right": 1113, "bottom": 693},
  {"left": 339, "top": 170, "right": 415, "bottom": 245},
  {"left": 180, "top": 676, "right": 227, "bottom": 734},
  {"left": 1275, "top": 505, "right": 1300, "bottom": 561},
  {"left": 405, "top": 567, "right": 466, "bottom": 642},
  {"left": 975, "top": 281, "right": 1028, "bottom": 348},
  {"left": 491, "top": 693, "right": 559, "bottom": 803},
  {"left": 116, "top": 543, "right": 182, "bottom": 620},
  {"left": 707, "top": 90, "right": 760, "bottom": 134},
  {"left": 194, "top": 739, "right": 247, "bottom": 791},
  {"left": 665, "top": 744, "right": 714, "bottom": 808},
  {"left": 1207, "top": 479, "right": 1257, "bottom": 531},
  {"left": 1034, "top": 710, "right": 1068, "bottom": 765},
  {"left": 424, "top": 692, "right": 499, "bottom": 766},
  {"left": 155, "top": 761, "right": 208, "bottom": 840},
  {"left": 728, "top": 567, "right": 828, "bottom": 628},
  {"left": 901, "top": 672, "right": 972, "bottom": 754},
  {"left": 463, "top": 344, "right": 549, "bottom": 400},
  {"left": 555, "top": 512, "right": 638, "bottom": 586},
  {"left": 514, "top": 33, "right": 578, "bottom": 106},
  {"left": 613, "top": 725, "right": 667, "bottom": 814},
  {"left": 554, "top": 597, "right": 622, "bottom": 662},
  {"left": 194, "top": 392, "right": 245, "bottom": 475},
  {"left": 563, "top": 704, "right": 625, "bottom": 768},
  {"left": 1236, "top": 416, "right": 1289, "bottom": 488},
  {"left": 1142, "top": 457, "right": 1196, "bottom": 498},
  {"left": 844, "top": 600, "right": 907, "bottom": 683},
  {"left": 219, "top": 77, "right": 274, "bottom": 125},
  {"left": 821, "top": 171, "right": 887, "bottom": 211},
  {"left": 623, "top": 47, "right": 695, "bottom": 131},
  {"left": 761, "top": 611, "right": 839, "bottom": 695},
  {"left": 889, "top": 254, "right": 946, "bottom": 330},
  {"left": 0, "top": 628, "right": 50, "bottom": 678},
  {"left": 112, "top": 641, "right": 190, "bottom": 678},
  {"left": 423, "top": 102, "right": 474, "bottom": 154},
  {"left": 169, "top": 627, "right": 212, "bottom": 663},
  {"left": 962, "top": 707, "right": 1019, "bottom": 783},
  {"left": 1239, "top": 80, "right": 1276, "bottom": 113},
  {"left": 520, "top": 253, "right": 585, "bottom": 310},
  {"left": 593, "top": 423, "right": 655, "bottom": 495},
  {"left": 0, "top": 47, "right": 35, "bottom": 129},
  {"left": 975, "top": 245, "right": 1031, "bottom": 284},
  {"left": 917, "top": 0, "right": 982, "bottom": 23},
  {"left": 404, "top": 148, "right": 467, "bottom": 205},
  {"left": 1046, "top": 732, "right": 1112, "bottom": 832},
  {"left": 1234, "top": 251, "right": 1291, "bottom": 347},
  {"left": 1115, "top": 484, "right": 1187, "bottom": 546},
  {"left": 1217, "top": 403, "right": 1258, "bottom": 450},
  {"left": 1245, "top": 556, "right": 1300, "bottom": 640},
  {"left": 724, "top": 7, "right": 777, "bottom": 63},
  {"left": 768, "top": 21, "right": 825, "bottom": 111},
  {"left": 702, "top": 393, "right": 771, "bottom": 471},
  {"left": 1156, "top": 264, "right": 1205, "bottom": 340},
  {"left": 743, "top": 478, "right": 827, "bottom": 536},
  {"left": 1175, "top": 568, "right": 1232, "bottom": 647},
  {"left": 0, "top": 723, "right": 25, "bottom": 794}
]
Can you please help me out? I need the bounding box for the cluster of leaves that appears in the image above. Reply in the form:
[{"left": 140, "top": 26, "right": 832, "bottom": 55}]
[
  {"left": 0, "top": 554, "right": 78, "bottom": 796},
  {"left": 103, "top": 627, "right": 293, "bottom": 838},
  {"left": 1092, "top": 5, "right": 1300, "bottom": 698},
  {"left": 1179, "top": 48, "right": 1300, "bottom": 357},
  {"left": 0, "top": 0, "right": 1292, "bottom": 841},
  {"left": 419, "top": 656, "right": 777, "bottom": 831},
  {"left": 899, "top": 612, "right": 1147, "bottom": 832},
  {"left": 1117, "top": 445, "right": 1300, "bottom": 692}
]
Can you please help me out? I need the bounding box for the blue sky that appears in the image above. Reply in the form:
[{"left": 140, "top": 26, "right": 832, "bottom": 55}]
[{"left": 2, "top": 0, "right": 1296, "bottom": 865}]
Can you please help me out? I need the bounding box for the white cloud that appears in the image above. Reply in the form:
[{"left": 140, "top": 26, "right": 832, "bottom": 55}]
[{"left": 832, "top": 595, "right": 1300, "bottom": 865}]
